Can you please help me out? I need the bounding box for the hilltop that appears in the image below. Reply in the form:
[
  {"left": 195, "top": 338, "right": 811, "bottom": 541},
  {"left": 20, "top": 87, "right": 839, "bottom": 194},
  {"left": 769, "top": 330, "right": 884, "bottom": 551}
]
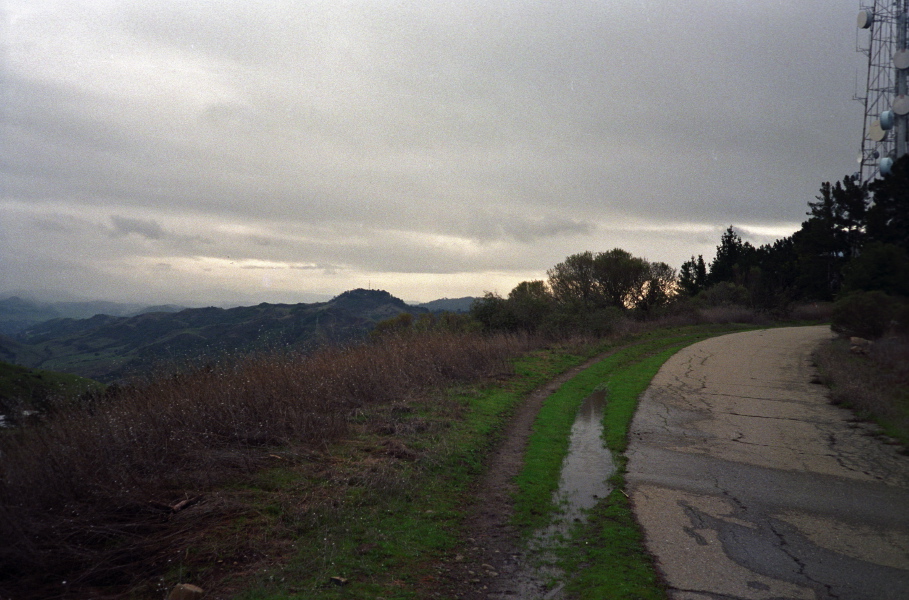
[{"left": 0, "top": 289, "right": 426, "bottom": 382}]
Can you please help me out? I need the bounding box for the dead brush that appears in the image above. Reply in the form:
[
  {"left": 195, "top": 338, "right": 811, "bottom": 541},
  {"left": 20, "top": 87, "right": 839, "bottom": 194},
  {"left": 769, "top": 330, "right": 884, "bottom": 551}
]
[
  {"left": 814, "top": 331, "right": 909, "bottom": 445},
  {"left": 0, "top": 329, "right": 533, "bottom": 597}
]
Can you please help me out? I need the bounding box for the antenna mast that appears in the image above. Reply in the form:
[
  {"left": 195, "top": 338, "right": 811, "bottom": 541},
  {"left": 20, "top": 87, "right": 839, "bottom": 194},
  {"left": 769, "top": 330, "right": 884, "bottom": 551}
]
[{"left": 856, "top": 1, "right": 909, "bottom": 180}]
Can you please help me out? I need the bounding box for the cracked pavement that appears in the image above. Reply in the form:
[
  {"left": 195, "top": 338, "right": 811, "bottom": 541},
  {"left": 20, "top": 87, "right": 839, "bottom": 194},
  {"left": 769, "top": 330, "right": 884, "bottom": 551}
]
[{"left": 626, "top": 326, "right": 909, "bottom": 600}]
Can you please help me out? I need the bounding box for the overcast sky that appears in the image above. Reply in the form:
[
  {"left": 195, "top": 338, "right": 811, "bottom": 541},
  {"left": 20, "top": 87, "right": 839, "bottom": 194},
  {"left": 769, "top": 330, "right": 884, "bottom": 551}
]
[{"left": 1, "top": 0, "right": 868, "bottom": 305}]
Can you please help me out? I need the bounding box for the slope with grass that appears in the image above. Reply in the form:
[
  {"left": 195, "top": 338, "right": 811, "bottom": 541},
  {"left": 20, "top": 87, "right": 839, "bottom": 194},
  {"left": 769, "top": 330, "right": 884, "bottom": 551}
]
[
  {"left": 0, "top": 361, "right": 105, "bottom": 424},
  {"left": 197, "top": 324, "right": 760, "bottom": 600},
  {"left": 0, "top": 315, "right": 830, "bottom": 600}
]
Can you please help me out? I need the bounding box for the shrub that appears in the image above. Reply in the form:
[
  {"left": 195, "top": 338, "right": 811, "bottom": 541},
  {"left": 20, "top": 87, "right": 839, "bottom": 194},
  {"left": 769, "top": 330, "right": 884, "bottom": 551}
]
[
  {"left": 831, "top": 291, "right": 906, "bottom": 339},
  {"left": 696, "top": 282, "right": 751, "bottom": 307},
  {"left": 842, "top": 243, "right": 909, "bottom": 297},
  {"left": 789, "top": 302, "right": 834, "bottom": 322}
]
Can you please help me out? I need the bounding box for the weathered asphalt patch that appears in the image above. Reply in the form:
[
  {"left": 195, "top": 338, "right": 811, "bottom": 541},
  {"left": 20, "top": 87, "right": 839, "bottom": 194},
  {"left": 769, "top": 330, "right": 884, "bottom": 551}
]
[{"left": 626, "top": 326, "right": 909, "bottom": 600}]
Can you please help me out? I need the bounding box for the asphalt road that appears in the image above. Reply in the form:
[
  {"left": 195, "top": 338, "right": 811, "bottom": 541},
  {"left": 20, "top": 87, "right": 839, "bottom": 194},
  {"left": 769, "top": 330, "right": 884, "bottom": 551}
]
[{"left": 626, "top": 326, "right": 909, "bottom": 600}]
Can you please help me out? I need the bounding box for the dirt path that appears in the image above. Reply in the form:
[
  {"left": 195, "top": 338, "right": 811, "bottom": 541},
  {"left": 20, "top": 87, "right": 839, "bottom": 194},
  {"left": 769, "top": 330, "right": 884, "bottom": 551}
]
[
  {"left": 626, "top": 326, "right": 909, "bottom": 600},
  {"left": 434, "top": 351, "right": 610, "bottom": 600}
]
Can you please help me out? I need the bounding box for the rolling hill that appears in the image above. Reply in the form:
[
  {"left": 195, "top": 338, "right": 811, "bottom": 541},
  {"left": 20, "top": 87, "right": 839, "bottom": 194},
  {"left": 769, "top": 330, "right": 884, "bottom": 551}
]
[
  {"left": 0, "top": 289, "right": 427, "bottom": 382},
  {"left": 0, "top": 296, "right": 184, "bottom": 335}
]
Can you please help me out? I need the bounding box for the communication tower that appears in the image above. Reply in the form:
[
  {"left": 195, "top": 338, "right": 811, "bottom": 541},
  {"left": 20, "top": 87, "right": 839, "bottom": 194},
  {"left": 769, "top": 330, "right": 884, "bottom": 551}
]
[{"left": 855, "top": 1, "right": 909, "bottom": 180}]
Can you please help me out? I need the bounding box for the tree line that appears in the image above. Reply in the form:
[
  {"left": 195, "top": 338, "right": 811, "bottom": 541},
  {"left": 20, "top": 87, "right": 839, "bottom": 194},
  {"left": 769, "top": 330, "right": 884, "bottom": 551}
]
[{"left": 470, "top": 156, "right": 909, "bottom": 338}]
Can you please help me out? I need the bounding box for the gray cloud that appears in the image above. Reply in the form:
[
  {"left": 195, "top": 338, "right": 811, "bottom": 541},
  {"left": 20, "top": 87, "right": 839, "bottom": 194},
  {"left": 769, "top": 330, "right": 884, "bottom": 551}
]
[
  {"left": 0, "top": 0, "right": 868, "bottom": 303},
  {"left": 110, "top": 215, "right": 165, "bottom": 239}
]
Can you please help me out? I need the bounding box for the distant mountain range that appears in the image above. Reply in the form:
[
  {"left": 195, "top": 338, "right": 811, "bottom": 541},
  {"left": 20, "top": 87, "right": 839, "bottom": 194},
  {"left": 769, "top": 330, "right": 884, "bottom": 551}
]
[
  {"left": 0, "top": 289, "right": 466, "bottom": 383},
  {"left": 0, "top": 296, "right": 185, "bottom": 335}
]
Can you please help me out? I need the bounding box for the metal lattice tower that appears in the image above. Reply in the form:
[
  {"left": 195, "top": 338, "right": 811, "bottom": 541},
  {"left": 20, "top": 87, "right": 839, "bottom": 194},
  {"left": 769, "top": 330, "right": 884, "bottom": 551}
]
[{"left": 855, "top": 1, "right": 909, "bottom": 181}]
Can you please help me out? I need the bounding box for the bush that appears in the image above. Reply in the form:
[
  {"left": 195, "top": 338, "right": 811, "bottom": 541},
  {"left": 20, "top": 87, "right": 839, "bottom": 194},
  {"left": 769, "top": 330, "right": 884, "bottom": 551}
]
[
  {"left": 842, "top": 242, "right": 909, "bottom": 297},
  {"left": 831, "top": 291, "right": 907, "bottom": 339},
  {"left": 696, "top": 282, "right": 751, "bottom": 307},
  {"left": 789, "top": 302, "right": 834, "bottom": 322}
]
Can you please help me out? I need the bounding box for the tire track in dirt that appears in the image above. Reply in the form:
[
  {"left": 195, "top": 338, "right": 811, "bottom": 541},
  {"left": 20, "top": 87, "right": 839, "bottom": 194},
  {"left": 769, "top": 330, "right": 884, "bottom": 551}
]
[{"left": 431, "top": 351, "right": 610, "bottom": 600}]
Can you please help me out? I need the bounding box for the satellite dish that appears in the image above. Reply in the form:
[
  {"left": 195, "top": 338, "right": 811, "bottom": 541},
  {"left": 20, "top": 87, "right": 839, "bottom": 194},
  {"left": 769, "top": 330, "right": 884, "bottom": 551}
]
[
  {"left": 880, "top": 110, "right": 895, "bottom": 130},
  {"left": 872, "top": 150, "right": 880, "bottom": 159},
  {"left": 893, "top": 95, "right": 909, "bottom": 116},
  {"left": 895, "top": 49, "right": 909, "bottom": 70},
  {"left": 857, "top": 9, "right": 874, "bottom": 29},
  {"left": 880, "top": 156, "right": 894, "bottom": 175},
  {"left": 869, "top": 120, "right": 887, "bottom": 141}
]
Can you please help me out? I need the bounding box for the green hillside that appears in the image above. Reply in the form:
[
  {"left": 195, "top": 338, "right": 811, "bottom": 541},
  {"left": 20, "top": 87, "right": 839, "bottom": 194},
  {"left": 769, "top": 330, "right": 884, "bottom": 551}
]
[{"left": 0, "top": 361, "right": 105, "bottom": 422}]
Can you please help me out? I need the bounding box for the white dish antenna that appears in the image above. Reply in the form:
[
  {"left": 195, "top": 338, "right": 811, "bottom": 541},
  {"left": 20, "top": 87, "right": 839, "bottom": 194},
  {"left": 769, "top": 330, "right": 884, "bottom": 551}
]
[{"left": 854, "top": 2, "right": 909, "bottom": 180}]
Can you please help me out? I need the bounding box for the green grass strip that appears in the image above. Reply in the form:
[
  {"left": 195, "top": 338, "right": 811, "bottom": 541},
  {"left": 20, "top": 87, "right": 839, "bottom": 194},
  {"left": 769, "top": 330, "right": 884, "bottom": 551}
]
[
  {"left": 234, "top": 345, "right": 595, "bottom": 600},
  {"left": 512, "top": 326, "right": 750, "bottom": 532},
  {"left": 513, "top": 324, "right": 757, "bottom": 598},
  {"left": 236, "top": 325, "right": 756, "bottom": 599}
]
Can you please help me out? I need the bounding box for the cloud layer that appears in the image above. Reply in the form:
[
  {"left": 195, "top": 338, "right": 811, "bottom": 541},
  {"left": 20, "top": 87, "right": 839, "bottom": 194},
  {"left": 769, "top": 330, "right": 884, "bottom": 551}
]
[{"left": 1, "top": 0, "right": 866, "bottom": 304}]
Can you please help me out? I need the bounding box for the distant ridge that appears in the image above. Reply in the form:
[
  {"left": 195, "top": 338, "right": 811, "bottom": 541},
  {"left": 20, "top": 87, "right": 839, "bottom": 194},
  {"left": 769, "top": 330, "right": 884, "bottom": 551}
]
[
  {"left": 0, "top": 296, "right": 185, "bottom": 335},
  {"left": 0, "top": 289, "right": 427, "bottom": 382},
  {"left": 417, "top": 297, "right": 477, "bottom": 313}
]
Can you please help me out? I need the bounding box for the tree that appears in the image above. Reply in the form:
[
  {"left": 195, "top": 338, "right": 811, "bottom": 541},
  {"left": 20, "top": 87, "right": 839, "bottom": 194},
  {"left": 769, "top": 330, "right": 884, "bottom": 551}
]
[
  {"left": 679, "top": 255, "right": 707, "bottom": 296},
  {"left": 807, "top": 175, "right": 868, "bottom": 259},
  {"left": 750, "top": 237, "right": 800, "bottom": 309},
  {"left": 707, "top": 227, "right": 756, "bottom": 286},
  {"left": 789, "top": 175, "right": 870, "bottom": 300},
  {"left": 634, "top": 261, "right": 678, "bottom": 313},
  {"left": 547, "top": 251, "right": 598, "bottom": 310},
  {"left": 842, "top": 243, "right": 909, "bottom": 297},
  {"left": 592, "top": 249, "right": 651, "bottom": 309},
  {"left": 470, "top": 292, "right": 516, "bottom": 331},
  {"left": 866, "top": 156, "right": 909, "bottom": 251},
  {"left": 507, "top": 280, "right": 554, "bottom": 331}
]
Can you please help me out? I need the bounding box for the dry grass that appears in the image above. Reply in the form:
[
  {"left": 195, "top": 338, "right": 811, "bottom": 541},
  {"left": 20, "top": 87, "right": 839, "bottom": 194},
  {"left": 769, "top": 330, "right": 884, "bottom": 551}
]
[
  {"left": 814, "top": 332, "right": 909, "bottom": 446},
  {"left": 789, "top": 302, "right": 834, "bottom": 322},
  {"left": 629, "top": 304, "right": 769, "bottom": 331},
  {"left": 0, "top": 330, "right": 533, "bottom": 596}
]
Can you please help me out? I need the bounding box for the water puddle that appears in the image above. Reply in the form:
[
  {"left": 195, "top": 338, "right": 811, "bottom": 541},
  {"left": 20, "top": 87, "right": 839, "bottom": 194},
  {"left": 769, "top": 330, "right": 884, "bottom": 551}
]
[
  {"left": 551, "top": 389, "right": 615, "bottom": 528},
  {"left": 495, "top": 390, "right": 615, "bottom": 599}
]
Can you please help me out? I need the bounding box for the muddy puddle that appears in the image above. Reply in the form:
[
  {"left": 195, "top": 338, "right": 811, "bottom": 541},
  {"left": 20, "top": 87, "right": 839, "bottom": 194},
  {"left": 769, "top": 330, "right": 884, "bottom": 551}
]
[
  {"left": 490, "top": 390, "right": 615, "bottom": 599},
  {"left": 551, "top": 389, "right": 615, "bottom": 528}
]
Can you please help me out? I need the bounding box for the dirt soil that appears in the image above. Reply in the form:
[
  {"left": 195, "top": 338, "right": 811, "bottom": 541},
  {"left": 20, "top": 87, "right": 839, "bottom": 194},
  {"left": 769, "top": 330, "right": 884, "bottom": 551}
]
[{"left": 430, "top": 353, "right": 609, "bottom": 600}]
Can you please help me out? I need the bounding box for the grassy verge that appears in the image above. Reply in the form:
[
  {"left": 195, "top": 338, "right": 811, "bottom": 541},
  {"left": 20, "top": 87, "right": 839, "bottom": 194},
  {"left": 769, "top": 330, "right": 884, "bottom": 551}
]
[
  {"left": 227, "top": 344, "right": 593, "bottom": 600},
  {"left": 512, "top": 324, "right": 759, "bottom": 599},
  {"left": 163, "top": 324, "right": 759, "bottom": 600},
  {"left": 512, "top": 324, "right": 755, "bottom": 532},
  {"left": 0, "top": 331, "right": 536, "bottom": 598},
  {"left": 0, "top": 360, "right": 105, "bottom": 417},
  {"left": 236, "top": 325, "right": 755, "bottom": 600}
]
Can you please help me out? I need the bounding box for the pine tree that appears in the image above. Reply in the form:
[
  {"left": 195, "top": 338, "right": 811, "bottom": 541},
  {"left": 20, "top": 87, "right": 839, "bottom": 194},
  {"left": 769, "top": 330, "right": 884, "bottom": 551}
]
[
  {"left": 867, "top": 156, "right": 909, "bottom": 251},
  {"left": 707, "top": 227, "right": 756, "bottom": 286}
]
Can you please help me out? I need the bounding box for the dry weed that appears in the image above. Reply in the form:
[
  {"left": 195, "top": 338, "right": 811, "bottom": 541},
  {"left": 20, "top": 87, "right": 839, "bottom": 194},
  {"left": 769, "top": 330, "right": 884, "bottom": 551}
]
[
  {"left": 0, "top": 330, "right": 533, "bottom": 596},
  {"left": 814, "top": 332, "right": 909, "bottom": 445}
]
